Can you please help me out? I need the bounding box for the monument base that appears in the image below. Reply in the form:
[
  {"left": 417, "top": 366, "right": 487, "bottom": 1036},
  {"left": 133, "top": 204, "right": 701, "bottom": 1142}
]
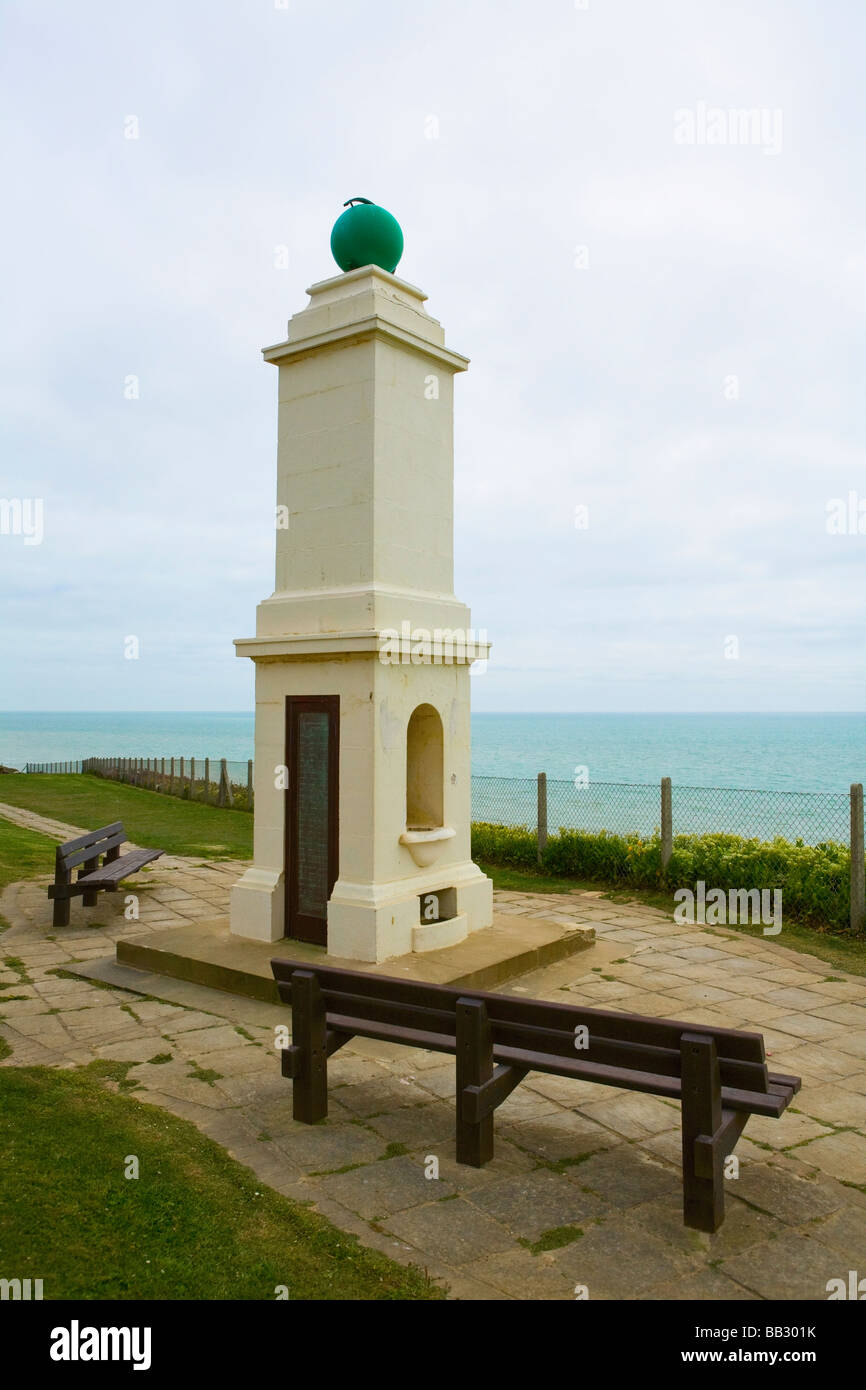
[
  {"left": 105, "top": 912, "right": 598, "bottom": 1003},
  {"left": 327, "top": 862, "right": 492, "bottom": 963},
  {"left": 230, "top": 859, "right": 493, "bottom": 962}
]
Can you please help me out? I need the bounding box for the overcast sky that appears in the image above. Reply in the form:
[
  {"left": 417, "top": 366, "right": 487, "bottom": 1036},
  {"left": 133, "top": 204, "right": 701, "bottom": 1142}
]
[{"left": 2, "top": 0, "right": 864, "bottom": 713}]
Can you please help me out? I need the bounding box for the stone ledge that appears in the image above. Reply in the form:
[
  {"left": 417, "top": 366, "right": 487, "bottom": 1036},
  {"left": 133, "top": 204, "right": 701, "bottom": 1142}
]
[{"left": 112, "top": 912, "right": 596, "bottom": 1003}]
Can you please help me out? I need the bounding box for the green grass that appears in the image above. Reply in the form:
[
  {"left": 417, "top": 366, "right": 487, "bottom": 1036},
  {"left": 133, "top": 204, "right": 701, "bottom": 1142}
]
[
  {"left": 518, "top": 1224, "right": 583, "bottom": 1255},
  {"left": 0, "top": 1063, "right": 443, "bottom": 1300},
  {"left": 0, "top": 774, "right": 253, "bottom": 861},
  {"left": 0, "top": 818, "right": 60, "bottom": 930}
]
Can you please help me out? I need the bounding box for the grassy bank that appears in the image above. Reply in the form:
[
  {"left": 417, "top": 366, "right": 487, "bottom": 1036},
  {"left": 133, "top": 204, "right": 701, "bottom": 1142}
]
[
  {"left": 0, "top": 819, "right": 59, "bottom": 930},
  {"left": 0, "top": 1063, "right": 442, "bottom": 1300},
  {"left": 0, "top": 774, "right": 253, "bottom": 860}
]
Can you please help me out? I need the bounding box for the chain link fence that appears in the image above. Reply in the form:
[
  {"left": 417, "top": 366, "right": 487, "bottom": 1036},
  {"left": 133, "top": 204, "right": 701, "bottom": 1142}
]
[{"left": 472, "top": 775, "right": 850, "bottom": 847}]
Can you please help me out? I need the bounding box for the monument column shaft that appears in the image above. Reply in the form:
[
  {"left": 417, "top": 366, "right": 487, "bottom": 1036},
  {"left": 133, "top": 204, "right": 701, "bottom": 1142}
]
[{"left": 275, "top": 338, "right": 457, "bottom": 598}]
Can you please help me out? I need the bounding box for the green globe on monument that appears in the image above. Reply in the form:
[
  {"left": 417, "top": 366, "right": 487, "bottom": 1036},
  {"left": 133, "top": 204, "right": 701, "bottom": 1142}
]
[{"left": 330, "top": 198, "right": 404, "bottom": 274}]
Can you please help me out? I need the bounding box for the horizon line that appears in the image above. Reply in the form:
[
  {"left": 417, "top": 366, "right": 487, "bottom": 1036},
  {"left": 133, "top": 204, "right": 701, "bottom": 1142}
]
[{"left": 2, "top": 710, "right": 865, "bottom": 718}]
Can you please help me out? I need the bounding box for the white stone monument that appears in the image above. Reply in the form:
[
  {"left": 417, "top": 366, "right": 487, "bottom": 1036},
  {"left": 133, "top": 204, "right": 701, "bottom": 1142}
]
[{"left": 229, "top": 201, "right": 493, "bottom": 962}]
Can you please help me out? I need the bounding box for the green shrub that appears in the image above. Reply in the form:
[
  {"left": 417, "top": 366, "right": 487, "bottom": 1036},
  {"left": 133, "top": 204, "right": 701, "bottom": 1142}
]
[
  {"left": 471, "top": 821, "right": 537, "bottom": 867},
  {"left": 543, "top": 828, "right": 664, "bottom": 885},
  {"left": 471, "top": 822, "right": 856, "bottom": 935},
  {"left": 666, "top": 833, "right": 850, "bottom": 931}
]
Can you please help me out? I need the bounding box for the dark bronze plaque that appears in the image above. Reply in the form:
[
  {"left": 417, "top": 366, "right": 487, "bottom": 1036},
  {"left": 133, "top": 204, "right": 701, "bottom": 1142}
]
[
  {"left": 285, "top": 695, "right": 339, "bottom": 946},
  {"left": 296, "top": 711, "right": 330, "bottom": 918}
]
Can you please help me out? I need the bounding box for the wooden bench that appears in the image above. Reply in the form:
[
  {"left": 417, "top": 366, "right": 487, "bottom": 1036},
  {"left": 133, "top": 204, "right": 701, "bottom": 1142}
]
[
  {"left": 48, "top": 822, "right": 164, "bottom": 927},
  {"left": 271, "top": 958, "right": 801, "bottom": 1233}
]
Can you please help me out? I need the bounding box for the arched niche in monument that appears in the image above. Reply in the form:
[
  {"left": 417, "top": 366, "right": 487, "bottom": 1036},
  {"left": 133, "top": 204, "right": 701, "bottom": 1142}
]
[{"left": 406, "top": 704, "right": 444, "bottom": 831}]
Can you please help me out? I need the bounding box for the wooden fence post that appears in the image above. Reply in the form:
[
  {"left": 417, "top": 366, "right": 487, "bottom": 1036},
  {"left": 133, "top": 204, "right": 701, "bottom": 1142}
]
[
  {"left": 204, "top": 757, "right": 210, "bottom": 804},
  {"left": 661, "top": 776, "right": 673, "bottom": 873},
  {"left": 190, "top": 757, "right": 195, "bottom": 801},
  {"left": 851, "top": 783, "right": 865, "bottom": 934},
  {"left": 169, "top": 756, "right": 175, "bottom": 796},
  {"left": 537, "top": 772, "right": 548, "bottom": 865},
  {"left": 247, "top": 758, "right": 253, "bottom": 810},
  {"left": 219, "top": 759, "right": 234, "bottom": 808}
]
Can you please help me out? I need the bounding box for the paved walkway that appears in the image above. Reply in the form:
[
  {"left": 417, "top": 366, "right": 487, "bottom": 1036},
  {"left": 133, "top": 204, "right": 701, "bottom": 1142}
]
[{"left": 1, "top": 802, "right": 865, "bottom": 1300}]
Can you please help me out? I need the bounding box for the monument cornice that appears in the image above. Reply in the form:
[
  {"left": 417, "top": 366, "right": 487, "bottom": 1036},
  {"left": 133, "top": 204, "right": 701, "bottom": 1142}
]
[
  {"left": 261, "top": 317, "right": 470, "bottom": 373},
  {"left": 234, "top": 631, "right": 490, "bottom": 663}
]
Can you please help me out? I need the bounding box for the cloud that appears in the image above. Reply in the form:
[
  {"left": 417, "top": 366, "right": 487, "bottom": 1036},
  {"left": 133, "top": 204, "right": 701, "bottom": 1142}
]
[{"left": 1, "top": 0, "right": 864, "bottom": 713}]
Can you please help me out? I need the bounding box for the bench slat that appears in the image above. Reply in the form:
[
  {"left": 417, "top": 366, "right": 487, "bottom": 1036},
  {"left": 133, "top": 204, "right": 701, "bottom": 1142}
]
[
  {"left": 767, "top": 1071, "right": 802, "bottom": 1094},
  {"left": 57, "top": 822, "right": 125, "bottom": 864},
  {"left": 326, "top": 1012, "right": 458, "bottom": 1057},
  {"left": 78, "top": 848, "right": 163, "bottom": 887},
  {"left": 491, "top": 1044, "right": 789, "bottom": 1118},
  {"left": 62, "top": 831, "right": 127, "bottom": 870}
]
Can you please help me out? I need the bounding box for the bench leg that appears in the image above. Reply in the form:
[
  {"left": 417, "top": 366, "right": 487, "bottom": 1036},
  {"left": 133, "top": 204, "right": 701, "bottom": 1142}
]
[
  {"left": 681, "top": 1032, "right": 724, "bottom": 1233},
  {"left": 81, "top": 857, "right": 99, "bottom": 908},
  {"left": 52, "top": 850, "right": 71, "bottom": 926},
  {"left": 456, "top": 998, "right": 495, "bottom": 1166},
  {"left": 290, "top": 971, "right": 328, "bottom": 1124},
  {"left": 52, "top": 894, "right": 71, "bottom": 928}
]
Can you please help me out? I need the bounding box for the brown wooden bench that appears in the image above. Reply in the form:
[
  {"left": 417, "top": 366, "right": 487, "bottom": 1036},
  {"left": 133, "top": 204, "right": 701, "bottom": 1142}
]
[
  {"left": 48, "top": 822, "right": 164, "bottom": 927},
  {"left": 271, "top": 958, "right": 801, "bottom": 1232}
]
